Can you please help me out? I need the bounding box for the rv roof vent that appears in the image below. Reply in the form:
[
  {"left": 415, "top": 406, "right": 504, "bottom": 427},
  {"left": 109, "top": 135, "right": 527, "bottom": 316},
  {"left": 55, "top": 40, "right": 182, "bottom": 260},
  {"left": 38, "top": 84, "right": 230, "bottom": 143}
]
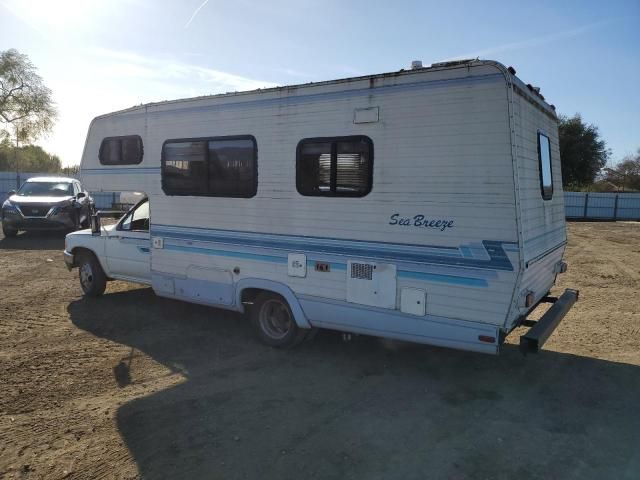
[{"left": 411, "top": 60, "right": 423, "bottom": 70}]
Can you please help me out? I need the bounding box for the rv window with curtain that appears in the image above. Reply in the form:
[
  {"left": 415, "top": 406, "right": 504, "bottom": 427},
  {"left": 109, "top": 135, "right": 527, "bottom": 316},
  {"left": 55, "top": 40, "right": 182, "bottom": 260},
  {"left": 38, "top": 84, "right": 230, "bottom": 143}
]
[
  {"left": 297, "top": 136, "right": 373, "bottom": 197},
  {"left": 537, "top": 132, "right": 553, "bottom": 200},
  {"left": 161, "top": 135, "right": 257, "bottom": 197},
  {"left": 99, "top": 135, "right": 143, "bottom": 165}
]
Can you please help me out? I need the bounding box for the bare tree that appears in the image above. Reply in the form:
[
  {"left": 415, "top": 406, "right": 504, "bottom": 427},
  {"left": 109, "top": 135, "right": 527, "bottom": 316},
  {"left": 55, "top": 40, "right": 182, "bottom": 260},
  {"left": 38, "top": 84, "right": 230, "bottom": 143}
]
[
  {"left": 605, "top": 148, "right": 640, "bottom": 191},
  {"left": 0, "top": 49, "right": 57, "bottom": 179}
]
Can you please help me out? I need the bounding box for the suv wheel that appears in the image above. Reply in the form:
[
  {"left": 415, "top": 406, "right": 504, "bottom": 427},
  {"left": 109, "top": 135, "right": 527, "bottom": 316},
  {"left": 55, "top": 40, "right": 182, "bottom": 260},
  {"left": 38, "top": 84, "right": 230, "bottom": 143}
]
[{"left": 2, "top": 223, "right": 17, "bottom": 238}]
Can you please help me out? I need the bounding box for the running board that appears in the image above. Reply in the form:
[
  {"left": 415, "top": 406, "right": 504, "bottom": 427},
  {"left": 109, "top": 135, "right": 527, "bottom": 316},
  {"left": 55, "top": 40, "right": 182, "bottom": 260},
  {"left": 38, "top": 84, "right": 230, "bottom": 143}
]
[{"left": 519, "top": 289, "right": 579, "bottom": 354}]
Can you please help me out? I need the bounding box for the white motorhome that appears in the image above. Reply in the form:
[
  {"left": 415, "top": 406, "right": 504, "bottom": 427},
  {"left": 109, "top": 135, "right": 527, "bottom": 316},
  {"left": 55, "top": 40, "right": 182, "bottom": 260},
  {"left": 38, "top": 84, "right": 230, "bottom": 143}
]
[{"left": 64, "top": 59, "right": 578, "bottom": 354}]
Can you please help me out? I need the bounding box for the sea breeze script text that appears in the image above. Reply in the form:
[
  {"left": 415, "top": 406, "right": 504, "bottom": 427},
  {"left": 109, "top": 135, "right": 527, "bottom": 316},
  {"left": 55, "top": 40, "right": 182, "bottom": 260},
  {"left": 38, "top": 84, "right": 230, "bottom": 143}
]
[{"left": 389, "top": 214, "right": 455, "bottom": 232}]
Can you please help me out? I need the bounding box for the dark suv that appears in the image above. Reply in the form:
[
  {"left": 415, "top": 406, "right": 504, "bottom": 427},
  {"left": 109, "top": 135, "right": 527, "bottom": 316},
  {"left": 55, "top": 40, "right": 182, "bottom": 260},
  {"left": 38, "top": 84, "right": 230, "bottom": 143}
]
[{"left": 1, "top": 177, "right": 93, "bottom": 237}]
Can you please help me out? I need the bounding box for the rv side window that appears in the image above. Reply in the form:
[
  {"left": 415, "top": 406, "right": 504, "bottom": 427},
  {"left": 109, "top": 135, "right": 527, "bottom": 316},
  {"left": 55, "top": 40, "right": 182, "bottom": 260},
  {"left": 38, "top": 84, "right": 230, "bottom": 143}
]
[
  {"left": 161, "top": 135, "right": 257, "bottom": 198},
  {"left": 297, "top": 136, "right": 373, "bottom": 197},
  {"left": 99, "top": 135, "right": 143, "bottom": 165},
  {"left": 537, "top": 132, "right": 553, "bottom": 200}
]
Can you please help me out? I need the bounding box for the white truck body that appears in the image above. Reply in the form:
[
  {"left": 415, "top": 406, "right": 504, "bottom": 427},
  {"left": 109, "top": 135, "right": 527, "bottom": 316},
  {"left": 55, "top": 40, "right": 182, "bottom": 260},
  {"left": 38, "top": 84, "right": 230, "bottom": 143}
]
[{"left": 65, "top": 59, "right": 574, "bottom": 354}]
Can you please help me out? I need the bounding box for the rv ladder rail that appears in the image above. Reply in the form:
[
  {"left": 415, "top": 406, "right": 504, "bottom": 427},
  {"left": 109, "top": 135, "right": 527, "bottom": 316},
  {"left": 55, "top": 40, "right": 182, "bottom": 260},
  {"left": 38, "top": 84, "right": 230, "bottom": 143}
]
[{"left": 519, "top": 289, "right": 579, "bottom": 354}]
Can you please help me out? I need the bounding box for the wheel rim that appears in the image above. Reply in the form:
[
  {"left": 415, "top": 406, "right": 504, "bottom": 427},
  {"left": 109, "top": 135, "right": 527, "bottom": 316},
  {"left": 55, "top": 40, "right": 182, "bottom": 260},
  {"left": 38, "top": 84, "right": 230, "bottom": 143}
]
[
  {"left": 258, "top": 299, "right": 293, "bottom": 340},
  {"left": 80, "top": 262, "right": 94, "bottom": 291}
]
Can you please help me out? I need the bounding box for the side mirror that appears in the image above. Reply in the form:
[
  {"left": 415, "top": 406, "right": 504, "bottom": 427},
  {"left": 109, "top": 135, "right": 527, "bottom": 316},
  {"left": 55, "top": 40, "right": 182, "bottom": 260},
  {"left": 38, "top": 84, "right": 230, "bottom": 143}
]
[
  {"left": 90, "top": 214, "right": 101, "bottom": 235},
  {"left": 76, "top": 192, "right": 86, "bottom": 199},
  {"left": 8, "top": 190, "right": 16, "bottom": 196}
]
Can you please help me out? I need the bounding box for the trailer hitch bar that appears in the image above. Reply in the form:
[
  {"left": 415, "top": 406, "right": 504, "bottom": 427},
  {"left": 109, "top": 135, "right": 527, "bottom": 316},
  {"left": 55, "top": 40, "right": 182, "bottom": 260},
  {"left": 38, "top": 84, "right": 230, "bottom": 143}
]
[{"left": 519, "top": 289, "right": 579, "bottom": 354}]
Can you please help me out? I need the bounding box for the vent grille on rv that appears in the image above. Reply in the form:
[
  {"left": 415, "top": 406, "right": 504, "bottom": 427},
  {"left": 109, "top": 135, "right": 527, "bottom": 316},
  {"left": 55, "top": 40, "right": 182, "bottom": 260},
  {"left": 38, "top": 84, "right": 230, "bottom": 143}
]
[{"left": 351, "top": 262, "right": 374, "bottom": 280}]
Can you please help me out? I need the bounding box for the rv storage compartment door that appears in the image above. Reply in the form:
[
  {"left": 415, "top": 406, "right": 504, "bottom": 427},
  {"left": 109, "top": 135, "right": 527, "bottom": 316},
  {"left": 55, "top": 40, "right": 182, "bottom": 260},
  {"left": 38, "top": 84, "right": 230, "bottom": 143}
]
[
  {"left": 173, "top": 265, "right": 234, "bottom": 306},
  {"left": 346, "top": 261, "right": 397, "bottom": 309}
]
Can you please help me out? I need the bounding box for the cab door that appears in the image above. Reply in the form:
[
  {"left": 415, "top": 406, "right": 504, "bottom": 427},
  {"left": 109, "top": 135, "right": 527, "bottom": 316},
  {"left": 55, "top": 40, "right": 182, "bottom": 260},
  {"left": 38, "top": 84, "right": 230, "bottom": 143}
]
[{"left": 105, "top": 199, "right": 151, "bottom": 283}]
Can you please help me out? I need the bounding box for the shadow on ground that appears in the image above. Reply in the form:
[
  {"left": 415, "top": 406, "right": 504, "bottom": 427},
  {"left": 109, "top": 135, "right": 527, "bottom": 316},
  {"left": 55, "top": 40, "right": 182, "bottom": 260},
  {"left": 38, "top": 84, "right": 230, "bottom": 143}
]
[
  {"left": 69, "top": 289, "right": 640, "bottom": 480},
  {"left": 0, "top": 230, "right": 66, "bottom": 250}
]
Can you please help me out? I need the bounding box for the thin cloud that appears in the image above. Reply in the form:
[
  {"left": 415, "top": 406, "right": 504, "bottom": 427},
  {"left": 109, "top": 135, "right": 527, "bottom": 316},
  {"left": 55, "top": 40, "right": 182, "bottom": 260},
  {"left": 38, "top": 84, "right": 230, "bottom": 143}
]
[
  {"left": 277, "top": 68, "right": 313, "bottom": 79},
  {"left": 0, "top": 0, "right": 44, "bottom": 36},
  {"left": 184, "top": 0, "right": 210, "bottom": 29},
  {"left": 443, "top": 19, "right": 615, "bottom": 61},
  {"left": 87, "top": 47, "right": 277, "bottom": 93},
  {"left": 38, "top": 47, "right": 278, "bottom": 165}
]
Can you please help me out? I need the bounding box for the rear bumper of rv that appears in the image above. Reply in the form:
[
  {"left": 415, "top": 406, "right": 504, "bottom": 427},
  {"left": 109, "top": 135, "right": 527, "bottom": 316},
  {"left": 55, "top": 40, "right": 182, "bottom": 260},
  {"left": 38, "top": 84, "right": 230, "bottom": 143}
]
[{"left": 519, "top": 289, "right": 579, "bottom": 354}]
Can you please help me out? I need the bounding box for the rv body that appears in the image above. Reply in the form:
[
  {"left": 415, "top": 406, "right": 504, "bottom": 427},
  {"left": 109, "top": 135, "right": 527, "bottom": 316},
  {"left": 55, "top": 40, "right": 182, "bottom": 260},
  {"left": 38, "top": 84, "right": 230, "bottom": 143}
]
[{"left": 65, "top": 59, "right": 576, "bottom": 354}]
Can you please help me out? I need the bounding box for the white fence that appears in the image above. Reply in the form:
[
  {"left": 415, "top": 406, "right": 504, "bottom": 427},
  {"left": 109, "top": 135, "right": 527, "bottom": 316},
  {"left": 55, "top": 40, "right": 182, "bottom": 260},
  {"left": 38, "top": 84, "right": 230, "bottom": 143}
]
[
  {"left": 0, "top": 171, "right": 118, "bottom": 210},
  {"left": 565, "top": 192, "right": 640, "bottom": 221}
]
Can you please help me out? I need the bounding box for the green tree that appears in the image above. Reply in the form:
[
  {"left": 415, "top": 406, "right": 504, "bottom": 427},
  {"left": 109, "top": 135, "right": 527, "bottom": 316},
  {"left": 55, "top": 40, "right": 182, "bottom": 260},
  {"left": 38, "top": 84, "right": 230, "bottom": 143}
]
[
  {"left": 0, "top": 139, "right": 62, "bottom": 173},
  {"left": 558, "top": 114, "right": 609, "bottom": 187},
  {"left": 0, "top": 48, "right": 57, "bottom": 170},
  {"left": 61, "top": 164, "right": 80, "bottom": 175}
]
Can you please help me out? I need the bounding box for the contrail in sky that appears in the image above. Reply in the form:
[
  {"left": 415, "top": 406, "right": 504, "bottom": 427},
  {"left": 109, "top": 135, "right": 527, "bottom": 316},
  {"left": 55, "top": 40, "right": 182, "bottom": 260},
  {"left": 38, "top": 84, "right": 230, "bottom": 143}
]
[
  {"left": 443, "top": 19, "right": 616, "bottom": 61},
  {"left": 184, "top": 0, "right": 210, "bottom": 29}
]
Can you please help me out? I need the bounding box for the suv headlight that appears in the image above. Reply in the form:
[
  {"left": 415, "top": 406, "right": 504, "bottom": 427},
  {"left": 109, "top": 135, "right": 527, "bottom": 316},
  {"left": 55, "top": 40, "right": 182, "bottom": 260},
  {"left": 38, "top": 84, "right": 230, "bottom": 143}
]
[
  {"left": 50, "top": 200, "right": 72, "bottom": 216},
  {"left": 2, "top": 199, "right": 18, "bottom": 212}
]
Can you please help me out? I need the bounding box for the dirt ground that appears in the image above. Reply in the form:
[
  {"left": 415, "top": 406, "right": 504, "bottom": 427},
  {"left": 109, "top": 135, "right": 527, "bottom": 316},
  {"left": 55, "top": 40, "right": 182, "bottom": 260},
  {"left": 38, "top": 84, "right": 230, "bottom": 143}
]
[{"left": 0, "top": 222, "right": 639, "bottom": 480}]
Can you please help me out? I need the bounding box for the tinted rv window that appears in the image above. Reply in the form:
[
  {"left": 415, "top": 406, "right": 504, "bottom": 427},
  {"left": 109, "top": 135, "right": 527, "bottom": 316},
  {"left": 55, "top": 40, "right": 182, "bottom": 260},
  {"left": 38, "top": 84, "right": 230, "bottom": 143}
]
[
  {"left": 537, "top": 132, "right": 553, "bottom": 200},
  {"left": 99, "top": 135, "right": 143, "bottom": 165},
  {"left": 297, "top": 136, "right": 373, "bottom": 197},
  {"left": 162, "top": 136, "right": 257, "bottom": 197}
]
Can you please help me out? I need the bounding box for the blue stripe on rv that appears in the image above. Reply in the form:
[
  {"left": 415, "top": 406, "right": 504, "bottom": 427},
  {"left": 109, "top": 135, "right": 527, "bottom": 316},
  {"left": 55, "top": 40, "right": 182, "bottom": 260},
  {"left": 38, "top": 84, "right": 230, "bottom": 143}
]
[
  {"left": 152, "top": 225, "right": 515, "bottom": 272},
  {"left": 163, "top": 243, "right": 488, "bottom": 287}
]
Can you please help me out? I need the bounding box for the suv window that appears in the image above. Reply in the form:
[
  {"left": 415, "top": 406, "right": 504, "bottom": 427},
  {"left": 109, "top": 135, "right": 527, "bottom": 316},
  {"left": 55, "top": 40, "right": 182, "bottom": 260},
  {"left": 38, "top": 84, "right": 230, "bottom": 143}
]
[
  {"left": 120, "top": 200, "right": 149, "bottom": 232},
  {"left": 17, "top": 181, "right": 74, "bottom": 197}
]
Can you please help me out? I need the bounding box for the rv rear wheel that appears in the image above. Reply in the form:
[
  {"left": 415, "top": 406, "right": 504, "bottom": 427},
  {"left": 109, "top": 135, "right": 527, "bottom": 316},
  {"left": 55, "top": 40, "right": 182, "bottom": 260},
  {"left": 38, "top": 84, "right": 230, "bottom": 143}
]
[
  {"left": 251, "top": 292, "right": 307, "bottom": 348},
  {"left": 77, "top": 251, "right": 107, "bottom": 297}
]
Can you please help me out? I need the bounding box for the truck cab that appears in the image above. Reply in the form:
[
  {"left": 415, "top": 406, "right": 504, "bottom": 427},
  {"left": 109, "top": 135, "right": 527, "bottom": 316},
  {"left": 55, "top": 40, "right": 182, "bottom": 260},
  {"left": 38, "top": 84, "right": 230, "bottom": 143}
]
[{"left": 64, "top": 197, "right": 151, "bottom": 295}]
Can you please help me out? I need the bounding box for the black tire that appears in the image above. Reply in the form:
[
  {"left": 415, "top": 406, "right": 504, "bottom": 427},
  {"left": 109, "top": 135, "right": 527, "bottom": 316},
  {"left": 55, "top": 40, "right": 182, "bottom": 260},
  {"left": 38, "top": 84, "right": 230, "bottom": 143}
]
[
  {"left": 251, "top": 292, "right": 307, "bottom": 348},
  {"left": 77, "top": 250, "right": 107, "bottom": 297},
  {"left": 2, "top": 223, "right": 18, "bottom": 238}
]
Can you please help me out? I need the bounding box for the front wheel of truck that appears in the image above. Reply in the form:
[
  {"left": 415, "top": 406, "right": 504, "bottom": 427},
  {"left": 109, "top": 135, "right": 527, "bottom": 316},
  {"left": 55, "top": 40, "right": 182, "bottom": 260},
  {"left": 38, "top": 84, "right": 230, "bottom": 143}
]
[{"left": 77, "top": 251, "right": 107, "bottom": 297}]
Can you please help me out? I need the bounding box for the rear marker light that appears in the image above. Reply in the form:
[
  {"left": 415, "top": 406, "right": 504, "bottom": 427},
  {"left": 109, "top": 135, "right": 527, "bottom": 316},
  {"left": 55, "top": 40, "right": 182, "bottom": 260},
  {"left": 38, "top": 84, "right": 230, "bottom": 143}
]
[
  {"left": 525, "top": 292, "right": 535, "bottom": 308},
  {"left": 479, "top": 335, "right": 495, "bottom": 343}
]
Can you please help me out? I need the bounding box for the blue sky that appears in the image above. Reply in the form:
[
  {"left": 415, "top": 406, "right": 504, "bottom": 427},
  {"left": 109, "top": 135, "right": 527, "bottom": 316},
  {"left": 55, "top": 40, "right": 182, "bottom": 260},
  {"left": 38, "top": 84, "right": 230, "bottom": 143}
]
[{"left": 0, "top": 0, "right": 638, "bottom": 166}]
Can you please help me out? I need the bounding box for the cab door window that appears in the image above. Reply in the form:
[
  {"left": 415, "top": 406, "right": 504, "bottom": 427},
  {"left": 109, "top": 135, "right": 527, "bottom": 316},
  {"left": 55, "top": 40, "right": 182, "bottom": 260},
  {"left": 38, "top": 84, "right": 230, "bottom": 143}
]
[{"left": 120, "top": 200, "right": 149, "bottom": 232}]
